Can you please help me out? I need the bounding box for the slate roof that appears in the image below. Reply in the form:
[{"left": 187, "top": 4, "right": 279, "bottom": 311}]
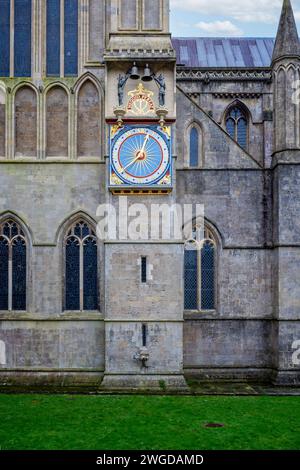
[{"left": 172, "top": 38, "right": 275, "bottom": 68}]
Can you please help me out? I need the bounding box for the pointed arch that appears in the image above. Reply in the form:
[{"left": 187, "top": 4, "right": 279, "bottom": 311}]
[
  {"left": 185, "top": 120, "right": 204, "bottom": 168},
  {"left": 14, "top": 84, "right": 38, "bottom": 157},
  {"left": 0, "top": 214, "right": 29, "bottom": 311},
  {"left": 46, "top": 84, "right": 69, "bottom": 157},
  {"left": 184, "top": 219, "right": 220, "bottom": 312},
  {"left": 224, "top": 100, "right": 250, "bottom": 150},
  {"left": 62, "top": 214, "right": 99, "bottom": 311},
  {"left": 75, "top": 75, "right": 102, "bottom": 157}
]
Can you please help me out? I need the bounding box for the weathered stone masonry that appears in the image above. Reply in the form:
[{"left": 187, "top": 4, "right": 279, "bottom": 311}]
[{"left": 0, "top": 0, "right": 300, "bottom": 389}]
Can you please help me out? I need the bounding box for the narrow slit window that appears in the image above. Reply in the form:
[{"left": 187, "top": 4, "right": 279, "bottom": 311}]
[
  {"left": 141, "top": 256, "right": 147, "bottom": 283},
  {"left": 142, "top": 324, "right": 147, "bottom": 347},
  {"left": 189, "top": 127, "right": 199, "bottom": 167}
]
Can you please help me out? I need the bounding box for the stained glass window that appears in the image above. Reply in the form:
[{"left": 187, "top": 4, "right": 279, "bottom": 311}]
[
  {"left": 0, "top": 219, "right": 27, "bottom": 311},
  {"left": 47, "top": 0, "right": 78, "bottom": 76},
  {"left": 47, "top": 0, "right": 61, "bottom": 76},
  {"left": 0, "top": 0, "right": 10, "bottom": 77},
  {"left": 64, "top": 0, "right": 78, "bottom": 76},
  {"left": 225, "top": 106, "right": 248, "bottom": 150},
  {"left": 0, "top": 1, "right": 32, "bottom": 77},
  {"left": 14, "top": 0, "right": 32, "bottom": 77},
  {"left": 184, "top": 227, "right": 216, "bottom": 311},
  {"left": 184, "top": 246, "right": 198, "bottom": 310},
  {"left": 190, "top": 127, "right": 199, "bottom": 167},
  {"left": 201, "top": 240, "right": 215, "bottom": 310},
  {"left": 65, "top": 220, "right": 98, "bottom": 311}
]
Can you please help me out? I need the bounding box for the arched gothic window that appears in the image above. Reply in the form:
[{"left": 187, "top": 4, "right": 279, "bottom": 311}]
[
  {"left": 225, "top": 106, "right": 248, "bottom": 150},
  {"left": 184, "top": 226, "right": 216, "bottom": 311},
  {"left": 190, "top": 127, "right": 199, "bottom": 167},
  {"left": 0, "top": 219, "right": 27, "bottom": 311},
  {"left": 64, "top": 220, "right": 98, "bottom": 311}
]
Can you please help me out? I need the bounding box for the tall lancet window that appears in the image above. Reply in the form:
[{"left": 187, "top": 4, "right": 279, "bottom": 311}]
[
  {"left": 189, "top": 127, "right": 199, "bottom": 167},
  {"left": 225, "top": 106, "right": 248, "bottom": 150},
  {"left": 0, "top": 0, "right": 32, "bottom": 77},
  {"left": 47, "top": 0, "right": 78, "bottom": 76},
  {"left": 0, "top": 219, "right": 27, "bottom": 311},
  {"left": 184, "top": 226, "right": 217, "bottom": 311},
  {"left": 65, "top": 220, "right": 98, "bottom": 311}
]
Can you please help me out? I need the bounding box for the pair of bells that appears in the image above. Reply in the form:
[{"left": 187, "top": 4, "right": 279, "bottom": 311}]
[{"left": 130, "top": 62, "right": 152, "bottom": 82}]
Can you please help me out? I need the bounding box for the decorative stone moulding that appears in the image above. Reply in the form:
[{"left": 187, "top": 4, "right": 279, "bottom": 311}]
[{"left": 176, "top": 69, "right": 272, "bottom": 82}]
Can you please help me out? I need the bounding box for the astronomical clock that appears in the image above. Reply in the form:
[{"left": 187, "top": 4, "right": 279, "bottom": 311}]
[
  {"left": 109, "top": 124, "right": 172, "bottom": 194},
  {"left": 108, "top": 65, "right": 173, "bottom": 194}
]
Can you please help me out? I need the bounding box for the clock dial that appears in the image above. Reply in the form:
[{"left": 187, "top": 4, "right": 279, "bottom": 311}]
[{"left": 111, "top": 127, "right": 170, "bottom": 185}]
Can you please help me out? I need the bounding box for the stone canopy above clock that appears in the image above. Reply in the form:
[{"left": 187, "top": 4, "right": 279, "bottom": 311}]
[{"left": 105, "top": 0, "right": 173, "bottom": 54}]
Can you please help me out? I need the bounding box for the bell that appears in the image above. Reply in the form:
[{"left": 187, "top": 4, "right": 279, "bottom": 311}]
[
  {"left": 130, "top": 62, "right": 140, "bottom": 80},
  {"left": 142, "top": 64, "right": 153, "bottom": 82}
]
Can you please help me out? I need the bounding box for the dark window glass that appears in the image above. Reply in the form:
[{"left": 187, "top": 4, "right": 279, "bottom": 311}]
[
  {"left": 12, "top": 237, "right": 26, "bottom": 310},
  {"left": 65, "top": 237, "right": 80, "bottom": 310},
  {"left": 14, "top": 0, "right": 32, "bottom": 77},
  {"left": 0, "top": 0, "right": 10, "bottom": 77},
  {"left": 184, "top": 248, "right": 198, "bottom": 310},
  {"left": 65, "top": 221, "right": 98, "bottom": 311},
  {"left": 226, "top": 117, "right": 235, "bottom": 140},
  {"left": 142, "top": 324, "right": 147, "bottom": 347},
  {"left": 226, "top": 106, "right": 248, "bottom": 149},
  {"left": 47, "top": 0, "right": 60, "bottom": 76},
  {"left": 201, "top": 241, "right": 215, "bottom": 310},
  {"left": 190, "top": 127, "right": 199, "bottom": 167},
  {"left": 64, "top": 0, "right": 78, "bottom": 76},
  {"left": 83, "top": 238, "right": 98, "bottom": 310},
  {"left": 0, "top": 237, "right": 9, "bottom": 310},
  {"left": 237, "top": 118, "right": 247, "bottom": 150},
  {"left": 141, "top": 257, "right": 147, "bottom": 283}
]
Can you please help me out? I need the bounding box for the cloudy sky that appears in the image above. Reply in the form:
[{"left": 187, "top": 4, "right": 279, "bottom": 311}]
[{"left": 170, "top": 0, "right": 300, "bottom": 37}]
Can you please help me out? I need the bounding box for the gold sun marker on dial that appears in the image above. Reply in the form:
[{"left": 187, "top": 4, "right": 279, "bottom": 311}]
[{"left": 120, "top": 134, "right": 150, "bottom": 175}]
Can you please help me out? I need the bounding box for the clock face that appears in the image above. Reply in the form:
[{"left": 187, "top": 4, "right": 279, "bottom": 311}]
[{"left": 111, "top": 126, "right": 171, "bottom": 186}]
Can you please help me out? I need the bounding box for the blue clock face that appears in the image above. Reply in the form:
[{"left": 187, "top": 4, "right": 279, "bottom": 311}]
[{"left": 111, "top": 127, "right": 170, "bottom": 185}]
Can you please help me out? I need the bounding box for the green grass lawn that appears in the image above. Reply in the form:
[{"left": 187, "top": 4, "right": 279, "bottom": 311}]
[{"left": 0, "top": 394, "right": 299, "bottom": 450}]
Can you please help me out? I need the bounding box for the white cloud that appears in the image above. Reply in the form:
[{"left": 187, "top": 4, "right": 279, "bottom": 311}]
[
  {"left": 195, "top": 20, "right": 243, "bottom": 36},
  {"left": 171, "top": 0, "right": 287, "bottom": 24}
]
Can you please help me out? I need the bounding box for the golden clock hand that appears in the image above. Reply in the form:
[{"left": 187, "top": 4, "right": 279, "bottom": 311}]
[
  {"left": 120, "top": 134, "right": 150, "bottom": 174},
  {"left": 139, "top": 134, "right": 150, "bottom": 155}
]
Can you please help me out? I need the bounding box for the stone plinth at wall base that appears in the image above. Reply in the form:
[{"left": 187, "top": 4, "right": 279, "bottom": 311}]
[
  {"left": 185, "top": 368, "right": 274, "bottom": 383},
  {"left": 0, "top": 371, "right": 104, "bottom": 391},
  {"left": 101, "top": 374, "right": 189, "bottom": 393},
  {"left": 272, "top": 370, "right": 300, "bottom": 387}
]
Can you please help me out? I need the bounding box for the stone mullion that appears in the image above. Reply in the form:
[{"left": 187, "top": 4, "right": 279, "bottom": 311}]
[
  {"left": 32, "top": 0, "right": 41, "bottom": 79},
  {"left": 7, "top": 91, "right": 14, "bottom": 159},
  {"left": 40, "top": 87, "right": 46, "bottom": 159},
  {"left": 10, "top": 0, "right": 14, "bottom": 78},
  {"left": 79, "top": 0, "right": 89, "bottom": 73},
  {"left": 60, "top": 0, "right": 64, "bottom": 77},
  {"left": 69, "top": 91, "right": 76, "bottom": 159}
]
